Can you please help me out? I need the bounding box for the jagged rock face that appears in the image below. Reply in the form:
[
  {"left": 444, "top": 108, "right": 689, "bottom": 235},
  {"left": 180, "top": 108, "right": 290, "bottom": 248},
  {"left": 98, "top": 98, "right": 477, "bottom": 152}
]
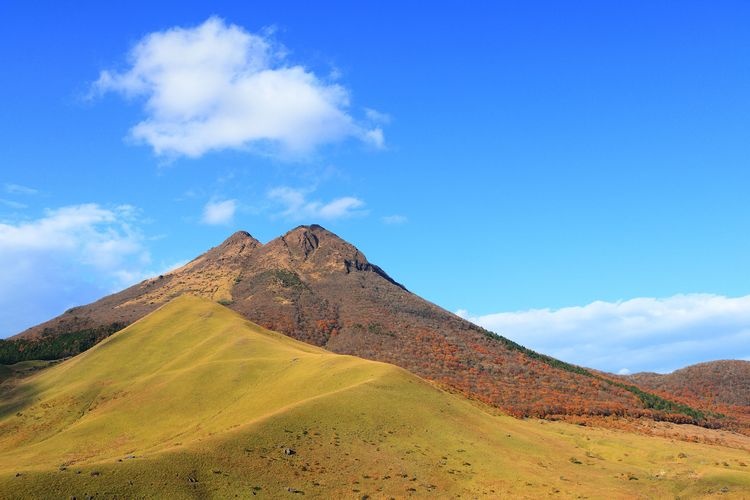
[
  {"left": 15, "top": 225, "right": 399, "bottom": 347},
  {"left": 12, "top": 226, "right": 733, "bottom": 424}
]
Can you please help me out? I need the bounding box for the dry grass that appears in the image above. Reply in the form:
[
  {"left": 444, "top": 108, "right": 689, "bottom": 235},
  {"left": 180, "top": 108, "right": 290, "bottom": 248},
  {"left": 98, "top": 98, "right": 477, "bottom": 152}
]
[{"left": 1, "top": 296, "right": 748, "bottom": 498}]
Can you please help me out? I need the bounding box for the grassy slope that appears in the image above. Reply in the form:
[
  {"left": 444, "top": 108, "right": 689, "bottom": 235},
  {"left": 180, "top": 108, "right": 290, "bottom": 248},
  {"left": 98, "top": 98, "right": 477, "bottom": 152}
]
[{"left": 0, "top": 295, "right": 748, "bottom": 499}]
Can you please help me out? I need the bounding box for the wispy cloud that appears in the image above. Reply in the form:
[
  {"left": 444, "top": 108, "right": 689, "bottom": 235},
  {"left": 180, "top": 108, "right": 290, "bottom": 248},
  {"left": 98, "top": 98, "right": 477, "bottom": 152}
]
[
  {"left": 364, "top": 108, "right": 391, "bottom": 125},
  {"left": 4, "top": 183, "right": 38, "bottom": 195},
  {"left": 382, "top": 214, "right": 407, "bottom": 225},
  {"left": 268, "top": 186, "right": 366, "bottom": 220},
  {"left": 93, "top": 16, "right": 384, "bottom": 159},
  {"left": 201, "top": 199, "right": 238, "bottom": 225},
  {"left": 0, "top": 204, "right": 152, "bottom": 336},
  {"left": 363, "top": 128, "right": 385, "bottom": 149},
  {"left": 0, "top": 204, "right": 145, "bottom": 265},
  {"left": 457, "top": 294, "right": 750, "bottom": 374},
  {"left": 0, "top": 199, "right": 27, "bottom": 209}
]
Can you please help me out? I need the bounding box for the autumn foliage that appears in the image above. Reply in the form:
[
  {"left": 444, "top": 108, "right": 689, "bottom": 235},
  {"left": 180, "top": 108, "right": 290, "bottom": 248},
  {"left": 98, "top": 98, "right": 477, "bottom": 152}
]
[{"left": 10, "top": 225, "right": 745, "bottom": 434}]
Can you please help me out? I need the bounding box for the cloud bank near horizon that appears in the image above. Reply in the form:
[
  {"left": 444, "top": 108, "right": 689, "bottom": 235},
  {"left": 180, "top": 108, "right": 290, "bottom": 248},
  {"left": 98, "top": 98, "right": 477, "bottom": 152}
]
[{"left": 457, "top": 293, "right": 750, "bottom": 374}]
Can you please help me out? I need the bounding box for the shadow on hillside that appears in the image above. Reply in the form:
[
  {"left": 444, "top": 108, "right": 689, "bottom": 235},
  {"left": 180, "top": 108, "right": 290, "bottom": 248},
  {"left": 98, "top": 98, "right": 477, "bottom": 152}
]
[{"left": 0, "top": 367, "right": 48, "bottom": 420}]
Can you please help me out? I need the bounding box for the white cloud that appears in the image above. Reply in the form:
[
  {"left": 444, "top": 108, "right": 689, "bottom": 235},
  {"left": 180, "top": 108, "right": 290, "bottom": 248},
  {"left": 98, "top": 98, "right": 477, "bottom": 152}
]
[
  {"left": 382, "top": 214, "right": 407, "bottom": 225},
  {"left": 458, "top": 294, "right": 750, "bottom": 374},
  {"left": 93, "top": 16, "right": 383, "bottom": 159},
  {"left": 0, "top": 204, "right": 151, "bottom": 336},
  {"left": 0, "top": 204, "right": 142, "bottom": 260},
  {"left": 363, "top": 128, "right": 385, "bottom": 149},
  {"left": 268, "top": 186, "right": 366, "bottom": 220},
  {"left": 0, "top": 199, "right": 27, "bottom": 209},
  {"left": 4, "top": 183, "right": 38, "bottom": 195},
  {"left": 201, "top": 199, "right": 237, "bottom": 225},
  {"left": 364, "top": 108, "right": 391, "bottom": 125}
]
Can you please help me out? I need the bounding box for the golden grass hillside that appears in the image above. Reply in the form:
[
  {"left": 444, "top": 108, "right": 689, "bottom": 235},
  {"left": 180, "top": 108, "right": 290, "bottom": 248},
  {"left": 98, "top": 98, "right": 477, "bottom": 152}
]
[{"left": 0, "top": 295, "right": 748, "bottom": 499}]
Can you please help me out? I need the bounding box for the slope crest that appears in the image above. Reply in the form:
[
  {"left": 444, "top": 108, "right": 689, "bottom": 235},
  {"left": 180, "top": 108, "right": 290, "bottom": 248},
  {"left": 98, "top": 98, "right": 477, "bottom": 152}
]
[
  {"left": 2, "top": 296, "right": 750, "bottom": 498},
  {"left": 0, "top": 295, "right": 397, "bottom": 470}
]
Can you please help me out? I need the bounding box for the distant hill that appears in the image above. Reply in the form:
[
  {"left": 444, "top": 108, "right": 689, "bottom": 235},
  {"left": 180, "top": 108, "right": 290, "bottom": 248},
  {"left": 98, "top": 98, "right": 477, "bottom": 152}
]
[
  {"left": 3, "top": 225, "right": 730, "bottom": 426},
  {"left": 627, "top": 360, "right": 750, "bottom": 407},
  {"left": 2, "top": 296, "right": 748, "bottom": 498}
]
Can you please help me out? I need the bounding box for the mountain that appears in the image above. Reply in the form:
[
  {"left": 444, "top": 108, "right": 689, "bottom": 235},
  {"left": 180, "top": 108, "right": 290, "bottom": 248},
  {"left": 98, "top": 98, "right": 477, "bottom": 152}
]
[
  {"left": 2, "top": 296, "right": 748, "bottom": 498},
  {"left": 5, "top": 226, "right": 728, "bottom": 426},
  {"left": 627, "top": 361, "right": 750, "bottom": 407},
  {"left": 625, "top": 361, "right": 750, "bottom": 428}
]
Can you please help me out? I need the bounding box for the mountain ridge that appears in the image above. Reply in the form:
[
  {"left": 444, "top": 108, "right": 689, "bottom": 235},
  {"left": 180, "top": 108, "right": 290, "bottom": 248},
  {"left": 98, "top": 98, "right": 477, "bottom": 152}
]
[
  {"left": 625, "top": 360, "right": 750, "bottom": 419},
  {"left": 5, "top": 226, "right": 742, "bottom": 429}
]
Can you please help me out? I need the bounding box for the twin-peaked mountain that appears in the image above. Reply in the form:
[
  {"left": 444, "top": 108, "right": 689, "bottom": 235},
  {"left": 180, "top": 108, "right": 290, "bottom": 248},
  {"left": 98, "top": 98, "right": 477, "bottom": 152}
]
[{"left": 11, "top": 225, "right": 731, "bottom": 425}]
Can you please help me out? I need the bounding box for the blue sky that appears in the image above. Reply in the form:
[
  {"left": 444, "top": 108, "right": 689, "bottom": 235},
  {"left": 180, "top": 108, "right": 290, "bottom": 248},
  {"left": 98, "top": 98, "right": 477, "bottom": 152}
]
[{"left": 1, "top": 1, "right": 749, "bottom": 372}]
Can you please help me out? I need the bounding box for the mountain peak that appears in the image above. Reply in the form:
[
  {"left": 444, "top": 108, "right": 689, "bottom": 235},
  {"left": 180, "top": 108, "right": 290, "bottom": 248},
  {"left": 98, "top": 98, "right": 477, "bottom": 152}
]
[
  {"left": 271, "top": 224, "right": 353, "bottom": 262},
  {"left": 203, "top": 230, "right": 261, "bottom": 262},
  {"left": 292, "top": 223, "right": 327, "bottom": 232},
  {"left": 223, "top": 230, "right": 259, "bottom": 245},
  {"left": 283, "top": 224, "right": 336, "bottom": 241}
]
